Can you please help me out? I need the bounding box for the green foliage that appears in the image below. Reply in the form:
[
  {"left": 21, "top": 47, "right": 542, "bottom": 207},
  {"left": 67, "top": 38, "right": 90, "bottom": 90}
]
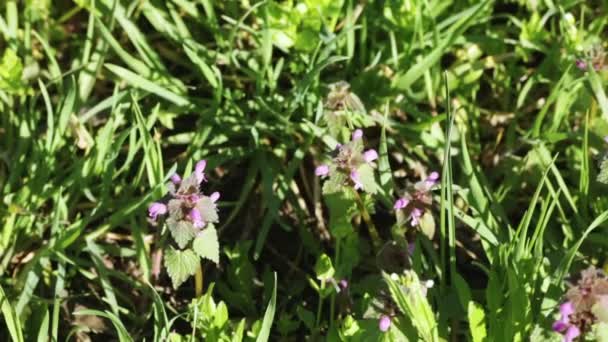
[
  {"left": 3, "top": 0, "right": 608, "bottom": 340},
  {"left": 165, "top": 248, "right": 199, "bottom": 289},
  {"left": 0, "top": 49, "right": 29, "bottom": 94},
  {"left": 193, "top": 224, "right": 220, "bottom": 264}
]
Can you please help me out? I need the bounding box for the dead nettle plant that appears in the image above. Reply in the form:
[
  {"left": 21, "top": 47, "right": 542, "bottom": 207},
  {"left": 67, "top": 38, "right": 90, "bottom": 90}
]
[{"left": 148, "top": 160, "right": 220, "bottom": 294}]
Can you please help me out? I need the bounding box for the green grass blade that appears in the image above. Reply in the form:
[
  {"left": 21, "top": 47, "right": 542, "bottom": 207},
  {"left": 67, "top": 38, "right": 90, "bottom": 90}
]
[{"left": 255, "top": 272, "right": 277, "bottom": 342}]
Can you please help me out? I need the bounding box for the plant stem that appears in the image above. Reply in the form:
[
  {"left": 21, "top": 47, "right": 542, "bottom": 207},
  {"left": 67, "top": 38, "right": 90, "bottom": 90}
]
[
  {"left": 195, "top": 263, "right": 204, "bottom": 297},
  {"left": 354, "top": 191, "right": 381, "bottom": 252}
]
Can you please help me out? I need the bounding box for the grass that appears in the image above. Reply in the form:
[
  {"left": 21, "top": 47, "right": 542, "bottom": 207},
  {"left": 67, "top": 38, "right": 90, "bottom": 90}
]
[{"left": 1, "top": 0, "right": 608, "bottom": 341}]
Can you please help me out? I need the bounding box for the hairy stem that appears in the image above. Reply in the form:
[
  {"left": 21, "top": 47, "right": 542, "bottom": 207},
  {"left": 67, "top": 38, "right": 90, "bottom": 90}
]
[{"left": 354, "top": 191, "right": 381, "bottom": 252}]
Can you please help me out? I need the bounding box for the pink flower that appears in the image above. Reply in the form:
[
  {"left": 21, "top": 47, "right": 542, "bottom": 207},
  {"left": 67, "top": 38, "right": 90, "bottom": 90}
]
[
  {"left": 576, "top": 60, "right": 587, "bottom": 70},
  {"left": 315, "top": 164, "right": 330, "bottom": 177},
  {"left": 194, "top": 160, "right": 207, "bottom": 183},
  {"left": 350, "top": 170, "right": 363, "bottom": 190},
  {"left": 410, "top": 208, "right": 422, "bottom": 226},
  {"left": 339, "top": 279, "right": 348, "bottom": 290},
  {"left": 553, "top": 301, "right": 580, "bottom": 342},
  {"left": 378, "top": 315, "right": 391, "bottom": 332},
  {"left": 394, "top": 198, "right": 409, "bottom": 210},
  {"left": 170, "top": 173, "right": 182, "bottom": 184},
  {"left": 363, "top": 149, "right": 378, "bottom": 163},
  {"left": 352, "top": 129, "right": 363, "bottom": 140},
  {"left": 189, "top": 208, "right": 204, "bottom": 228},
  {"left": 210, "top": 192, "right": 220, "bottom": 203},
  {"left": 564, "top": 325, "right": 580, "bottom": 342},
  {"left": 148, "top": 202, "right": 167, "bottom": 221}
]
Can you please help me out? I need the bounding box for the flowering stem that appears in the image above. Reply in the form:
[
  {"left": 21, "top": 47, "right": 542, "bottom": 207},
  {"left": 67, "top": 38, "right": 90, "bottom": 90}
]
[
  {"left": 354, "top": 191, "right": 381, "bottom": 252},
  {"left": 195, "top": 263, "right": 204, "bottom": 297}
]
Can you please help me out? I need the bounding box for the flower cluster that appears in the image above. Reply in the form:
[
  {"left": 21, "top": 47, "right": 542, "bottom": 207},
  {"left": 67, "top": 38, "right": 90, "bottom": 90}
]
[
  {"left": 552, "top": 266, "right": 608, "bottom": 341},
  {"left": 552, "top": 302, "right": 580, "bottom": 342},
  {"left": 148, "top": 160, "right": 220, "bottom": 248},
  {"left": 393, "top": 172, "right": 439, "bottom": 227},
  {"left": 315, "top": 129, "right": 378, "bottom": 193}
]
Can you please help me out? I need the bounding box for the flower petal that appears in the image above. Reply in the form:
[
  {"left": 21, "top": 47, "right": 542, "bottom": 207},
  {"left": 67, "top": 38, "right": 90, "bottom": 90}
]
[
  {"left": 315, "top": 164, "right": 330, "bottom": 177},
  {"left": 378, "top": 315, "right": 391, "bottom": 332},
  {"left": 564, "top": 325, "right": 580, "bottom": 342},
  {"left": 210, "top": 192, "right": 220, "bottom": 203},
  {"left": 410, "top": 208, "right": 422, "bottom": 226},
  {"left": 350, "top": 170, "right": 363, "bottom": 190},
  {"left": 559, "top": 301, "right": 575, "bottom": 318},
  {"left": 195, "top": 160, "right": 207, "bottom": 183},
  {"left": 393, "top": 198, "right": 409, "bottom": 210},
  {"left": 170, "top": 173, "right": 182, "bottom": 184},
  {"left": 363, "top": 149, "right": 378, "bottom": 163},
  {"left": 352, "top": 129, "right": 363, "bottom": 141},
  {"left": 551, "top": 320, "right": 568, "bottom": 333},
  {"left": 148, "top": 202, "right": 167, "bottom": 220},
  {"left": 189, "top": 208, "right": 205, "bottom": 228}
]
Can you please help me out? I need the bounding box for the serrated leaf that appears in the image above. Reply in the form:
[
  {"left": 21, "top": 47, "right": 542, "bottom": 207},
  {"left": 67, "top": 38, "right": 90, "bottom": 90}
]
[
  {"left": 167, "top": 200, "right": 184, "bottom": 220},
  {"left": 356, "top": 163, "right": 377, "bottom": 194},
  {"left": 164, "top": 248, "right": 198, "bottom": 289},
  {"left": 196, "top": 196, "right": 219, "bottom": 223},
  {"left": 168, "top": 219, "right": 196, "bottom": 249},
  {"left": 193, "top": 225, "right": 220, "bottom": 264},
  {"left": 323, "top": 171, "right": 347, "bottom": 194}
]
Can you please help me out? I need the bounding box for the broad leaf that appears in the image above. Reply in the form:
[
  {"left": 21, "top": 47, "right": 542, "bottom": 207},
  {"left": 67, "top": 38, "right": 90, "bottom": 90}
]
[
  {"left": 196, "top": 196, "right": 219, "bottom": 223},
  {"left": 164, "top": 248, "right": 199, "bottom": 289},
  {"left": 356, "top": 164, "right": 377, "bottom": 194},
  {"left": 193, "top": 225, "right": 220, "bottom": 264},
  {"left": 168, "top": 219, "right": 196, "bottom": 249}
]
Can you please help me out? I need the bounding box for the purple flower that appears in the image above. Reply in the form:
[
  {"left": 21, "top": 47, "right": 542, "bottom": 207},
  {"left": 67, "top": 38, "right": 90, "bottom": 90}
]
[
  {"left": 553, "top": 301, "right": 580, "bottom": 342},
  {"left": 210, "top": 192, "right": 220, "bottom": 203},
  {"left": 339, "top": 279, "right": 348, "bottom": 290},
  {"left": 378, "top": 315, "right": 391, "bottom": 332},
  {"left": 564, "top": 326, "right": 580, "bottom": 342},
  {"left": 350, "top": 170, "right": 363, "bottom": 190},
  {"left": 148, "top": 202, "right": 167, "bottom": 221},
  {"left": 189, "top": 208, "right": 204, "bottom": 228},
  {"left": 363, "top": 149, "right": 378, "bottom": 163},
  {"left": 194, "top": 160, "right": 207, "bottom": 184},
  {"left": 576, "top": 60, "right": 587, "bottom": 70},
  {"left": 170, "top": 173, "right": 182, "bottom": 185},
  {"left": 410, "top": 208, "right": 422, "bottom": 226},
  {"left": 352, "top": 129, "right": 363, "bottom": 140},
  {"left": 315, "top": 164, "right": 330, "bottom": 177},
  {"left": 394, "top": 198, "right": 409, "bottom": 210}
]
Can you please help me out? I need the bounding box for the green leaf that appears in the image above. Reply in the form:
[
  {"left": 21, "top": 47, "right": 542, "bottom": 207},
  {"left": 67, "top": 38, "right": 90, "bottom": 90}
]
[
  {"left": 315, "top": 253, "right": 335, "bottom": 282},
  {"left": 255, "top": 272, "right": 277, "bottom": 342},
  {"left": 468, "top": 301, "right": 487, "bottom": 342},
  {"left": 356, "top": 163, "right": 377, "bottom": 194},
  {"left": 418, "top": 211, "right": 436, "bottom": 240},
  {"left": 193, "top": 225, "right": 220, "bottom": 264},
  {"left": 596, "top": 322, "right": 608, "bottom": 342},
  {"left": 0, "top": 284, "right": 24, "bottom": 342},
  {"left": 168, "top": 219, "right": 196, "bottom": 249},
  {"left": 0, "top": 48, "right": 28, "bottom": 94},
  {"left": 164, "top": 248, "right": 199, "bottom": 289},
  {"left": 196, "top": 196, "right": 219, "bottom": 224}
]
